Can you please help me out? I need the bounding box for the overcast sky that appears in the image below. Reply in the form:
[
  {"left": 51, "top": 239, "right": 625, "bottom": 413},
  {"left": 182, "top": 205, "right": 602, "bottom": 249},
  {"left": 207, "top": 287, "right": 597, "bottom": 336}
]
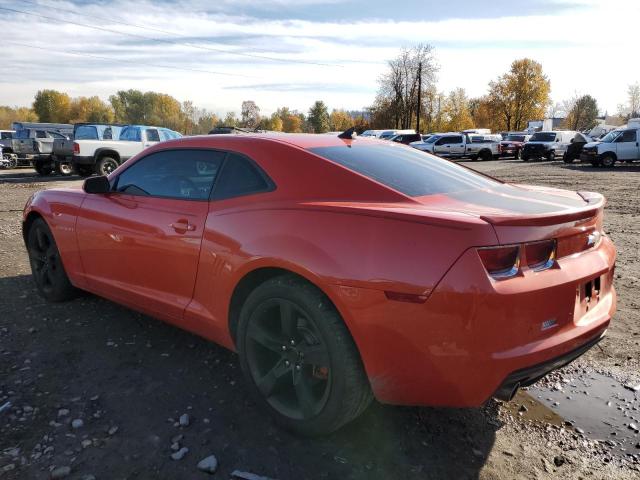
[{"left": 1, "top": 0, "right": 638, "bottom": 116}]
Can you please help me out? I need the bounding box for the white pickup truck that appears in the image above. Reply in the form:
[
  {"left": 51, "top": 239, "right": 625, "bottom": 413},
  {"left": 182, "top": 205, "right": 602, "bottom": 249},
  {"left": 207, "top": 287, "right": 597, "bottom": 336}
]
[
  {"left": 410, "top": 132, "right": 501, "bottom": 161},
  {"left": 72, "top": 125, "right": 181, "bottom": 176}
]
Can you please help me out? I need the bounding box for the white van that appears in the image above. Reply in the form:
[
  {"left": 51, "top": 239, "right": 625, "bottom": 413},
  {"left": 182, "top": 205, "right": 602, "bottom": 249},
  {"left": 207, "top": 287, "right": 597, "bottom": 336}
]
[{"left": 580, "top": 127, "right": 640, "bottom": 167}]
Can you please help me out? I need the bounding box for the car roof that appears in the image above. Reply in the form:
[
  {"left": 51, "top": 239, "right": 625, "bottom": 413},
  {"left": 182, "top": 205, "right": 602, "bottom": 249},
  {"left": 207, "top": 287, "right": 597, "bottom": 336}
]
[{"left": 175, "top": 132, "right": 383, "bottom": 149}]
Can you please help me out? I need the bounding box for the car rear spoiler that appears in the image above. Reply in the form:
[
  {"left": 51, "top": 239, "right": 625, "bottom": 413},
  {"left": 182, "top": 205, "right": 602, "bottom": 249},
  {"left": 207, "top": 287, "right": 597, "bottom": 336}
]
[{"left": 480, "top": 192, "right": 604, "bottom": 227}]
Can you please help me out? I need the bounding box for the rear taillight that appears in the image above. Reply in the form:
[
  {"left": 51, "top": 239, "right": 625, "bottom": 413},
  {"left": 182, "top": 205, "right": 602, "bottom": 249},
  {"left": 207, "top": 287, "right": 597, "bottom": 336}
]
[
  {"left": 478, "top": 245, "right": 520, "bottom": 279},
  {"left": 73, "top": 142, "right": 79, "bottom": 154},
  {"left": 525, "top": 239, "right": 556, "bottom": 271}
]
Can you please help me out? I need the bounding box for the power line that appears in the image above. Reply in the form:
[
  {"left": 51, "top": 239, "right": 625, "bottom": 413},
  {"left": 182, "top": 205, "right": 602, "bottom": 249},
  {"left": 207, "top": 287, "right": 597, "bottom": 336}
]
[
  {"left": 5, "top": 40, "right": 256, "bottom": 78},
  {"left": 0, "top": 4, "right": 342, "bottom": 68}
]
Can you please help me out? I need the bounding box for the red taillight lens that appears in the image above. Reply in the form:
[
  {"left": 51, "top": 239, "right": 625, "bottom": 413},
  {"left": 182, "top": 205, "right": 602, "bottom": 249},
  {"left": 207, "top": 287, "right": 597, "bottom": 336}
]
[
  {"left": 73, "top": 142, "right": 79, "bottom": 154},
  {"left": 525, "top": 239, "right": 556, "bottom": 271},
  {"left": 478, "top": 245, "right": 520, "bottom": 279}
]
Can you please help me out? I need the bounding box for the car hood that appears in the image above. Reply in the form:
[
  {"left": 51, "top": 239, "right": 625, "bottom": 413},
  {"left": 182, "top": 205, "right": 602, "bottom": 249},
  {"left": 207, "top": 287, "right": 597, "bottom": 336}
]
[{"left": 584, "top": 141, "right": 601, "bottom": 148}]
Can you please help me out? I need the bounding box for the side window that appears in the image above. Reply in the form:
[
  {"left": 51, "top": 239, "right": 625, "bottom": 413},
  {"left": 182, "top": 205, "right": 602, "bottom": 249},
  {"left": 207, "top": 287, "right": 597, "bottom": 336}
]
[
  {"left": 120, "top": 127, "right": 140, "bottom": 141},
  {"left": 115, "top": 149, "right": 225, "bottom": 200},
  {"left": 36, "top": 130, "right": 47, "bottom": 138},
  {"left": 439, "top": 135, "right": 463, "bottom": 145},
  {"left": 212, "top": 153, "right": 272, "bottom": 200},
  {"left": 146, "top": 129, "right": 160, "bottom": 142},
  {"left": 619, "top": 130, "right": 637, "bottom": 142}
]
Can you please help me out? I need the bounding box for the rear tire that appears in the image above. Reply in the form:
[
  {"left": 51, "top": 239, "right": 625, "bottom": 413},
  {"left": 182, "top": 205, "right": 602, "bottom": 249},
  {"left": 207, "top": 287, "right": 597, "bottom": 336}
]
[
  {"left": 56, "top": 162, "right": 73, "bottom": 176},
  {"left": 546, "top": 151, "right": 555, "bottom": 162},
  {"left": 26, "top": 218, "right": 78, "bottom": 302},
  {"left": 97, "top": 156, "right": 119, "bottom": 176},
  {"left": 521, "top": 155, "right": 530, "bottom": 162},
  {"left": 237, "top": 274, "right": 372, "bottom": 436},
  {"left": 34, "top": 162, "right": 53, "bottom": 176},
  {"left": 479, "top": 150, "right": 492, "bottom": 162}
]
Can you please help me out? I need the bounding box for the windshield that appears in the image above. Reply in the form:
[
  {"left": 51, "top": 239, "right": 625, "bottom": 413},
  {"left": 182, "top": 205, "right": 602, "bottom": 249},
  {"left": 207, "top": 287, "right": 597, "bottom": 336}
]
[
  {"left": 600, "top": 130, "right": 622, "bottom": 143},
  {"left": 425, "top": 135, "right": 439, "bottom": 144},
  {"left": 309, "top": 144, "right": 500, "bottom": 197},
  {"left": 379, "top": 132, "right": 395, "bottom": 139},
  {"left": 505, "top": 135, "right": 526, "bottom": 142},
  {"left": 74, "top": 126, "right": 98, "bottom": 140},
  {"left": 530, "top": 132, "right": 557, "bottom": 142}
]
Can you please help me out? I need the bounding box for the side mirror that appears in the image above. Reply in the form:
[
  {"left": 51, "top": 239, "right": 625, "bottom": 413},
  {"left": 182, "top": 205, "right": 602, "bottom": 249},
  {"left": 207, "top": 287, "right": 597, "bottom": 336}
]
[{"left": 83, "top": 175, "right": 111, "bottom": 194}]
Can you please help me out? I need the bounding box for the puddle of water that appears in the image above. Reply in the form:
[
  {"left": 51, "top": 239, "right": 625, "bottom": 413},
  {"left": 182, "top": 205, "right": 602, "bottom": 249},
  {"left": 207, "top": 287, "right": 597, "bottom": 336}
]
[{"left": 512, "top": 371, "right": 639, "bottom": 459}]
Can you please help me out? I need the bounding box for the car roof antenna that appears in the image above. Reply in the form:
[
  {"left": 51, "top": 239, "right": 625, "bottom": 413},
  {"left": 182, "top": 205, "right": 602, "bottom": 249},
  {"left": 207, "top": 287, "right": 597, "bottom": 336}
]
[{"left": 338, "top": 127, "right": 357, "bottom": 139}]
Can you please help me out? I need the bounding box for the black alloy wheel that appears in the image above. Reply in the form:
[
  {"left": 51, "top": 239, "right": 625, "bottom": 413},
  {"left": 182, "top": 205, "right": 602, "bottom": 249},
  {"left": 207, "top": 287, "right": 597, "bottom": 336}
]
[
  {"left": 237, "top": 275, "right": 372, "bottom": 436},
  {"left": 27, "top": 218, "right": 77, "bottom": 302}
]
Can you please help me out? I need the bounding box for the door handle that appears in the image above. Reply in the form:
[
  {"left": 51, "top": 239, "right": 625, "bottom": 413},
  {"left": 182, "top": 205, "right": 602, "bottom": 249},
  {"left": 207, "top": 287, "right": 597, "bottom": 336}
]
[{"left": 169, "top": 220, "right": 196, "bottom": 232}]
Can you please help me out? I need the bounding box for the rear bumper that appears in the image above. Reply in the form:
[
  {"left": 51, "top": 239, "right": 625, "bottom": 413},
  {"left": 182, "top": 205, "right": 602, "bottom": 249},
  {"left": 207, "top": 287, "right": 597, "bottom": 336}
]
[
  {"left": 493, "top": 330, "right": 605, "bottom": 401},
  {"left": 329, "top": 237, "right": 616, "bottom": 407}
]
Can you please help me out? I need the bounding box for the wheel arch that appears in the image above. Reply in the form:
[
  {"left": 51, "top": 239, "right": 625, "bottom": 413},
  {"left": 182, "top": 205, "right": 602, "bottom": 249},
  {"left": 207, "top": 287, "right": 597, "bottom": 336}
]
[
  {"left": 227, "top": 264, "right": 348, "bottom": 348},
  {"left": 22, "top": 210, "right": 45, "bottom": 245},
  {"left": 599, "top": 151, "right": 617, "bottom": 161},
  {"left": 94, "top": 148, "right": 121, "bottom": 163}
]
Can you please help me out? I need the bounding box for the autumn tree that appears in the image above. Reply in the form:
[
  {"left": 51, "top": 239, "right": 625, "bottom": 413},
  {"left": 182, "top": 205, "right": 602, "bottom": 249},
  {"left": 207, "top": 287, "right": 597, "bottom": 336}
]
[
  {"left": 69, "top": 96, "right": 114, "bottom": 123},
  {"left": 274, "top": 107, "right": 304, "bottom": 133},
  {"left": 469, "top": 97, "right": 501, "bottom": 132},
  {"left": 307, "top": 101, "right": 330, "bottom": 133},
  {"left": 33, "top": 90, "right": 72, "bottom": 123},
  {"left": 109, "top": 90, "right": 147, "bottom": 124},
  {"left": 240, "top": 100, "right": 261, "bottom": 129},
  {"left": 564, "top": 94, "right": 598, "bottom": 131},
  {"left": 329, "top": 109, "right": 353, "bottom": 131},
  {"left": 195, "top": 112, "right": 219, "bottom": 134},
  {"left": 487, "top": 59, "right": 550, "bottom": 131},
  {"left": 221, "top": 111, "right": 239, "bottom": 127},
  {"left": 0, "top": 106, "right": 38, "bottom": 129},
  {"left": 443, "top": 88, "right": 474, "bottom": 131}
]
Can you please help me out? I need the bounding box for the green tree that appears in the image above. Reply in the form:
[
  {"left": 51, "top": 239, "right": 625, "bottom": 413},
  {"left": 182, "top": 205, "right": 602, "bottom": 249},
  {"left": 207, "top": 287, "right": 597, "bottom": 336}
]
[
  {"left": 565, "top": 94, "right": 599, "bottom": 131},
  {"left": 487, "top": 59, "right": 551, "bottom": 131},
  {"left": 307, "top": 101, "right": 330, "bottom": 133},
  {"left": 221, "top": 111, "right": 239, "bottom": 127},
  {"left": 109, "top": 90, "right": 146, "bottom": 124},
  {"left": 32, "top": 90, "right": 72, "bottom": 123}
]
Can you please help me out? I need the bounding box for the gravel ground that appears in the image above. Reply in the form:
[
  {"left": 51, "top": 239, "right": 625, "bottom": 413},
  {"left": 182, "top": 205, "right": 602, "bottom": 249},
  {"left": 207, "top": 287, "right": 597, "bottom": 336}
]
[{"left": 0, "top": 159, "right": 639, "bottom": 480}]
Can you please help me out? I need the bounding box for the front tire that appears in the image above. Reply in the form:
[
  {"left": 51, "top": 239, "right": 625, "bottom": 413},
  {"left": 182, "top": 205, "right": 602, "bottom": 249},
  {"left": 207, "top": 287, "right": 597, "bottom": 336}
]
[
  {"left": 600, "top": 154, "right": 615, "bottom": 168},
  {"left": 546, "top": 151, "right": 555, "bottom": 162},
  {"left": 479, "top": 150, "right": 492, "bottom": 162},
  {"left": 237, "top": 274, "right": 372, "bottom": 436},
  {"left": 27, "top": 218, "right": 78, "bottom": 302}
]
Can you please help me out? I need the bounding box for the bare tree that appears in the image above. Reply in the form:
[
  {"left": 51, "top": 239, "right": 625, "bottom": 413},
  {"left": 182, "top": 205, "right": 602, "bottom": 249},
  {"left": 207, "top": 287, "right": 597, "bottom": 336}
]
[{"left": 374, "top": 44, "right": 438, "bottom": 129}]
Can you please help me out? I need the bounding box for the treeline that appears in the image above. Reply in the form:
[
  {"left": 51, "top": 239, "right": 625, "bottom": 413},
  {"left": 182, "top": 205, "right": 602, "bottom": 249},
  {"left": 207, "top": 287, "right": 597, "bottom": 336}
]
[{"left": 0, "top": 89, "right": 369, "bottom": 134}]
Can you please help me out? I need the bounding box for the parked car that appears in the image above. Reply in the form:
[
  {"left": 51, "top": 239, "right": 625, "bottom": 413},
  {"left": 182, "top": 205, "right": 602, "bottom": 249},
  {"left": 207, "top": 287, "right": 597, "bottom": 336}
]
[
  {"left": 1, "top": 127, "right": 72, "bottom": 173},
  {"left": 379, "top": 129, "right": 415, "bottom": 140},
  {"left": 389, "top": 133, "right": 422, "bottom": 145},
  {"left": 521, "top": 130, "right": 578, "bottom": 161},
  {"left": 500, "top": 133, "right": 532, "bottom": 159},
  {"left": 51, "top": 124, "right": 125, "bottom": 176},
  {"left": 359, "top": 130, "right": 385, "bottom": 138},
  {"left": 415, "top": 132, "right": 500, "bottom": 161},
  {"left": 562, "top": 132, "right": 591, "bottom": 163},
  {"left": 580, "top": 127, "right": 640, "bottom": 167},
  {"left": 23, "top": 133, "right": 616, "bottom": 435},
  {"left": 72, "top": 125, "right": 182, "bottom": 176}
]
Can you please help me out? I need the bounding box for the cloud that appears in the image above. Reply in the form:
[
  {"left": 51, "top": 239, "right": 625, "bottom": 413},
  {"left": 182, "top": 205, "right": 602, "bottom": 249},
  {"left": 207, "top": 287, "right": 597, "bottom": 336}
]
[{"left": 0, "top": 0, "right": 638, "bottom": 117}]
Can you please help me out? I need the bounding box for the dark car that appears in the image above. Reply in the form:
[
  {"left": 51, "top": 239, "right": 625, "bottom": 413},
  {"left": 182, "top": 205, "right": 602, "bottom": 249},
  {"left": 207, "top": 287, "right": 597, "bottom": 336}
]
[
  {"left": 563, "top": 133, "right": 592, "bottom": 163},
  {"left": 390, "top": 133, "right": 422, "bottom": 145}
]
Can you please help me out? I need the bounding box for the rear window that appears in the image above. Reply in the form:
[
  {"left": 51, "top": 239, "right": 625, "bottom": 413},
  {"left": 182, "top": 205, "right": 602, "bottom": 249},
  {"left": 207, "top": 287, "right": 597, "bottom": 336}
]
[
  {"left": 505, "top": 135, "right": 526, "bottom": 142},
  {"left": 530, "top": 132, "right": 557, "bottom": 142},
  {"left": 309, "top": 144, "right": 500, "bottom": 197}
]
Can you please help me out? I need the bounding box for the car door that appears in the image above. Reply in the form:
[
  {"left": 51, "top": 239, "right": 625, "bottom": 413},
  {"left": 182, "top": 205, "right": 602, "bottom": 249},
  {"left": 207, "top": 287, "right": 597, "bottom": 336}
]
[
  {"left": 615, "top": 129, "right": 638, "bottom": 160},
  {"left": 75, "top": 148, "right": 225, "bottom": 320},
  {"left": 434, "top": 135, "right": 464, "bottom": 156},
  {"left": 143, "top": 129, "right": 161, "bottom": 149}
]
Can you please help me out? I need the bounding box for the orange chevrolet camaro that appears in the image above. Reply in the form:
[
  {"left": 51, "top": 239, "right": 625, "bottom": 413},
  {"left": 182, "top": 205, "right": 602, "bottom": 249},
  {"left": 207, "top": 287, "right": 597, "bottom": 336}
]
[{"left": 22, "top": 133, "right": 616, "bottom": 435}]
